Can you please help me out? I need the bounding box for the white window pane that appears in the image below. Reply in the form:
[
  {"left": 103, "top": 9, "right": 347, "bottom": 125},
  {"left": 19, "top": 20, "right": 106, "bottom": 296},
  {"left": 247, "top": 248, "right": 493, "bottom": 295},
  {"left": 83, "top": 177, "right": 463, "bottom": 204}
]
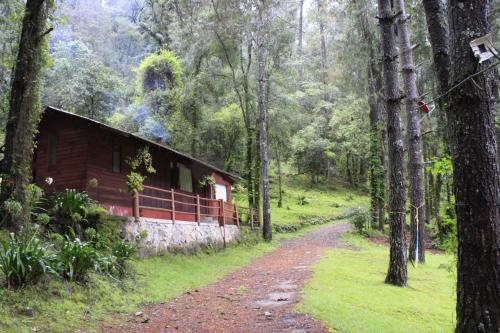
[{"left": 215, "top": 184, "right": 227, "bottom": 202}]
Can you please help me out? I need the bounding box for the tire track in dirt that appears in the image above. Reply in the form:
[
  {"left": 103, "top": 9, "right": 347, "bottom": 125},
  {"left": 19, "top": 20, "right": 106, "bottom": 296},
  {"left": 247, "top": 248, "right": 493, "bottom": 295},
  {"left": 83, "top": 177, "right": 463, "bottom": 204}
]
[{"left": 104, "top": 222, "right": 351, "bottom": 333}]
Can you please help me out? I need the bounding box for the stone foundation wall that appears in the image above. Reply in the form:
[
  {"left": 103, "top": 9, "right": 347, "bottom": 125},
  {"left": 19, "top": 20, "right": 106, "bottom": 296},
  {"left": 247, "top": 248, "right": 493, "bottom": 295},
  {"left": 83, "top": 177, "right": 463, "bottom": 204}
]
[{"left": 123, "top": 218, "right": 241, "bottom": 254}]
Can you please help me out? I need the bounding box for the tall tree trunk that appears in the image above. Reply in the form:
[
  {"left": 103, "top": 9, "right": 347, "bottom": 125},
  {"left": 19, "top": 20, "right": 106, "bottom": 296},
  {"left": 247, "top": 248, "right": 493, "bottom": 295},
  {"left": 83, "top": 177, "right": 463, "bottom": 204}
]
[
  {"left": 211, "top": 17, "right": 255, "bottom": 211},
  {"left": 377, "top": 0, "right": 407, "bottom": 286},
  {"left": 257, "top": 2, "right": 271, "bottom": 241},
  {"left": 246, "top": 133, "right": 255, "bottom": 209},
  {"left": 433, "top": 167, "right": 442, "bottom": 218},
  {"left": 447, "top": 1, "right": 500, "bottom": 331},
  {"left": 276, "top": 147, "right": 283, "bottom": 208},
  {"left": 297, "top": 0, "right": 304, "bottom": 88},
  {"left": 395, "top": 0, "right": 425, "bottom": 264},
  {"left": 360, "top": 0, "right": 386, "bottom": 232},
  {"left": 422, "top": 0, "right": 451, "bottom": 115},
  {"left": 424, "top": 145, "right": 432, "bottom": 226},
  {"left": 421, "top": 0, "right": 449, "bottom": 226},
  {"left": 316, "top": 0, "right": 332, "bottom": 178},
  {"left": 422, "top": 0, "right": 451, "bottom": 157},
  {"left": 1, "top": 0, "right": 51, "bottom": 231},
  {"left": 346, "top": 152, "right": 353, "bottom": 187},
  {"left": 253, "top": 128, "right": 261, "bottom": 210},
  {"left": 317, "top": 0, "right": 328, "bottom": 91}
]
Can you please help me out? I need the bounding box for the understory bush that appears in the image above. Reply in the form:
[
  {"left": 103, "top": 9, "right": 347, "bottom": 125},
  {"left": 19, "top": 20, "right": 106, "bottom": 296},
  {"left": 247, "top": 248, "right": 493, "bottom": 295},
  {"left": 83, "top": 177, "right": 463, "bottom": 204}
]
[
  {"left": 111, "top": 240, "right": 136, "bottom": 276},
  {"left": 237, "top": 227, "right": 261, "bottom": 246},
  {"left": 431, "top": 201, "right": 457, "bottom": 253},
  {"left": 274, "top": 215, "right": 344, "bottom": 233},
  {"left": 0, "top": 233, "right": 56, "bottom": 288},
  {"left": 0, "top": 186, "right": 135, "bottom": 289},
  {"left": 273, "top": 207, "right": 369, "bottom": 234},
  {"left": 49, "top": 189, "right": 95, "bottom": 237},
  {"left": 52, "top": 189, "right": 93, "bottom": 219},
  {"left": 351, "top": 208, "right": 370, "bottom": 234},
  {"left": 297, "top": 195, "right": 311, "bottom": 205},
  {"left": 58, "top": 237, "right": 100, "bottom": 282}
]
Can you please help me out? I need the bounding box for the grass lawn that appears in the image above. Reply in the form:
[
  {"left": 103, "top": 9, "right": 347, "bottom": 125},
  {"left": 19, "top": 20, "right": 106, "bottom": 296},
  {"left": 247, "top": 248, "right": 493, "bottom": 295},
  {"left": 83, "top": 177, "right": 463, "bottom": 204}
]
[
  {"left": 0, "top": 174, "right": 368, "bottom": 332},
  {"left": 298, "top": 233, "right": 456, "bottom": 333},
  {"left": 0, "top": 240, "right": 275, "bottom": 333},
  {"left": 236, "top": 172, "right": 369, "bottom": 226}
]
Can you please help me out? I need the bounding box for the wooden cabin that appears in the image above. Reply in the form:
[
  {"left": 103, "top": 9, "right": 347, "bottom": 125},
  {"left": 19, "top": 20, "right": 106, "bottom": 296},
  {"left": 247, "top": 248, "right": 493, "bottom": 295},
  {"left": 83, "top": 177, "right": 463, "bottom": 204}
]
[{"left": 33, "top": 107, "right": 251, "bottom": 225}]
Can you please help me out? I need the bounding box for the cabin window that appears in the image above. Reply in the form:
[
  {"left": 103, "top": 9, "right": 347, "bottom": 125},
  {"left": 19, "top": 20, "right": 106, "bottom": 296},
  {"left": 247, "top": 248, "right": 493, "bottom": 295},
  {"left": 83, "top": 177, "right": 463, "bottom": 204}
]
[
  {"left": 178, "top": 163, "right": 193, "bottom": 192},
  {"left": 215, "top": 184, "right": 227, "bottom": 202},
  {"left": 112, "top": 144, "right": 121, "bottom": 173},
  {"left": 48, "top": 132, "right": 57, "bottom": 168}
]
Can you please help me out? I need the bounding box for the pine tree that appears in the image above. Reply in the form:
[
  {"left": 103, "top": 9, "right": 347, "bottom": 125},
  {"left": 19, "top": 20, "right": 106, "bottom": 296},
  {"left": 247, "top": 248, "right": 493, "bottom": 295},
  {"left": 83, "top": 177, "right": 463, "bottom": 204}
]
[
  {"left": 257, "top": 0, "right": 272, "bottom": 241},
  {"left": 377, "top": 0, "right": 407, "bottom": 286},
  {"left": 394, "top": 0, "right": 425, "bottom": 264},
  {"left": 447, "top": 0, "right": 500, "bottom": 330}
]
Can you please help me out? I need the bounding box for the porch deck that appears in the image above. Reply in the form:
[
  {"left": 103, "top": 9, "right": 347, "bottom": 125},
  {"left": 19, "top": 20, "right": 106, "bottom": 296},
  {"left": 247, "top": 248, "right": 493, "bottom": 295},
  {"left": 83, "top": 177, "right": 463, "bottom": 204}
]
[{"left": 133, "top": 185, "right": 261, "bottom": 228}]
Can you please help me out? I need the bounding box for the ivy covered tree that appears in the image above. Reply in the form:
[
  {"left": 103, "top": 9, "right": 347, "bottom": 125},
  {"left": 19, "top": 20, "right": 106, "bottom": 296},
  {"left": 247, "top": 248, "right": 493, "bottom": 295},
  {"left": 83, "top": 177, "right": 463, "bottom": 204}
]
[{"left": 1, "top": 0, "right": 54, "bottom": 231}]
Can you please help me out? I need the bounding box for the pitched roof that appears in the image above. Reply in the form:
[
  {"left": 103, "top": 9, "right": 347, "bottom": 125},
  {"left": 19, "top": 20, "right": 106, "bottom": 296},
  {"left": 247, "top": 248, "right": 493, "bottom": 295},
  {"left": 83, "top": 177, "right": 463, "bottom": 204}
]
[{"left": 44, "top": 106, "right": 240, "bottom": 182}]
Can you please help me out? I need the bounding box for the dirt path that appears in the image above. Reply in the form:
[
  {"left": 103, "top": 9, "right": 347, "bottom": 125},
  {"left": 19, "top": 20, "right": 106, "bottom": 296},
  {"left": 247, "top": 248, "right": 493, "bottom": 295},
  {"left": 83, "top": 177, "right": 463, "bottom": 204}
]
[{"left": 104, "top": 222, "right": 351, "bottom": 333}]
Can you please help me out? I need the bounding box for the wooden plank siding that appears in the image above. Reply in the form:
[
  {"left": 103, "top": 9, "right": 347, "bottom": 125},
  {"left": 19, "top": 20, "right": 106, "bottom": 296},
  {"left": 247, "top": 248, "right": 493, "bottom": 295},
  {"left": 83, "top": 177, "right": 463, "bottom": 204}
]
[
  {"left": 34, "top": 113, "right": 88, "bottom": 193},
  {"left": 34, "top": 107, "right": 236, "bottom": 222}
]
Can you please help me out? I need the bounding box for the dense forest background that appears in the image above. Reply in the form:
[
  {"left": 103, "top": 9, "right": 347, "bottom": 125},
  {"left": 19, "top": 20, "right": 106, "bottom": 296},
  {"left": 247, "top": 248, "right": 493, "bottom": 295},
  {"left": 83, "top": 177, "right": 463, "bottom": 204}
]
[
  {"left": 0, "top": 0, "right": 499, "bottom": 237},
  {"left": 1, "top": 0, "right": 500, "bottom": 331}
]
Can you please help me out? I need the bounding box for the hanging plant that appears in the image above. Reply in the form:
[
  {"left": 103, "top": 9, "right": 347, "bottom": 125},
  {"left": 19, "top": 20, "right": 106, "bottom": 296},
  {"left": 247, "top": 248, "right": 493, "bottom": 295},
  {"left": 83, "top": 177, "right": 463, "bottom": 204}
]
[
  {"left": 126, "top": 147, "right": 156, "bottom": 194},
  {"left": 198, "top": 175, "right": 216, "bottom": 188}
]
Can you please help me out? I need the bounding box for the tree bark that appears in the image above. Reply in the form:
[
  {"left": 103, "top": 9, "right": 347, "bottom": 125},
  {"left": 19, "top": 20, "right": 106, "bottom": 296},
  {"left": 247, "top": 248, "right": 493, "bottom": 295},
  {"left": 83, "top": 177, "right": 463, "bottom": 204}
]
[
  {"left": 1, "top": 0, "right": 51, "bottom": 231},
  {"left": 395, "top": 0, "right": 425, "bottom": 264},
  {"left": 257, "top": 1, "right": 272, "bottom": 242},
  {"left": 276, "top": 147, "right": 283, "bottom": 208},
  {"left": 316, "top": 0, "right": 332, "bottom": 178},
  {"left": 317, "top": 0, "right": 327, "bottom": 91},
  {"left": 447, "top": 1, "right": 500, "bottom": 331},
  {"left": 297, "top": 0, "right": 304, "bottom": 88},
  {"left": 377, "top": 0, "right": 407, "bottom": 286},
  {"left": 422, "top": 0, "right": 451, "bottom": 149},
  {"left": 359, "top": 0, "right": 386, "bottom": 232},
  {"left": 424, "top": 145, "right": 432, "bottom": 226},
  {"left": 422, "top": 0, "right": 450, "bottom": 107}
]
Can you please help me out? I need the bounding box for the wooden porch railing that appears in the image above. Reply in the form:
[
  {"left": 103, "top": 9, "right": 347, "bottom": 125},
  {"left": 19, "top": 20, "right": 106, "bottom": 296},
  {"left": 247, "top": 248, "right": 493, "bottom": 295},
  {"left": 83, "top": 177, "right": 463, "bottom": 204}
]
[{"left": 133, "top": 185, "right": 262, "bottom": 228}]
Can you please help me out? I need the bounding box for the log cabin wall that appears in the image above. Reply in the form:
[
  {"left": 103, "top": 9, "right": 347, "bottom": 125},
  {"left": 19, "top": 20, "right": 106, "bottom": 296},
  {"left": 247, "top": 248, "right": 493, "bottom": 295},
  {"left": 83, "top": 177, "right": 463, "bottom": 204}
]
[
  {"left": 34, "top": 112, "right": 88, "bottom": 194},
  {"left": 85, "top": 125, "right": 137, "bottom": 217},
  {"left": 34, "top": 108, "right": 236, "bottom": 221}
]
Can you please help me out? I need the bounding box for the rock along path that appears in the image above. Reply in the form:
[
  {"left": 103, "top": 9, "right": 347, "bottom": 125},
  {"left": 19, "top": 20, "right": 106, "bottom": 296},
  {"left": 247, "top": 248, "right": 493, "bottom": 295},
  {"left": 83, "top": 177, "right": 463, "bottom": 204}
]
[{"left": 105, "top": 222, "right": 351, "bottom": 333}]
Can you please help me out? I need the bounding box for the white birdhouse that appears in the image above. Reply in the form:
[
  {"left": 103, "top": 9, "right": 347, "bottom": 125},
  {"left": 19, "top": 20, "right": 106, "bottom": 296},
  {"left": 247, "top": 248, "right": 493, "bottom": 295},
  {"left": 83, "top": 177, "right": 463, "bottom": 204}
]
[{"left": 470, "top": 34, "right": 498, "bottom": 63}]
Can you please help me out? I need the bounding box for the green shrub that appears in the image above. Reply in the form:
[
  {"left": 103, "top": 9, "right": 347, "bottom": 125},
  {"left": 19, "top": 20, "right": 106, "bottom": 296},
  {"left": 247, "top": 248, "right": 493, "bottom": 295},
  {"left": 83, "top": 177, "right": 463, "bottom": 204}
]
[
  {"left": 92, "top": 215, "right": 124, "bottom": 250},
  {"left": 3, "top": 199, "right": 22, "bottom": 219},
  {"left": 437, "top": 216, "right": 457, "bottom": 253},
  {"left": 274, "top": 224, "right": 299, "bottom": 233},
  {"left": 48, "top": 190, "right": 101, "bottom": 238},
  {"left": 112, "top": 241, "right": 135, "bottom": 266},
  {"left": 273, "top": 215, "right": 339, "bottom": 233},
  {"left": 297, "top": 195, "right": 311, "bottom": 205},
  {"left": 26, "top": 184, "right": 44, "bottom": 212},
  {"left": 84, "top": 227, "right": 98, "bottom": 242},
  {"left": 237, "top": 227, "right": 261, "bottom": 246},
  {"left": 350, "top": 208, "right": 370, "bottom": 234},
  {"left": 51, "top": 189, "right": 93, "bottom": 220},
  {"left": 0, "top": 233, "right": 56, "bottom": 288},
  {"left": 58, "top": 238, "right": 99, "bottom": 282},
  {"left": 36, "top": 213, "right": 50, "bottom": 225}
]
